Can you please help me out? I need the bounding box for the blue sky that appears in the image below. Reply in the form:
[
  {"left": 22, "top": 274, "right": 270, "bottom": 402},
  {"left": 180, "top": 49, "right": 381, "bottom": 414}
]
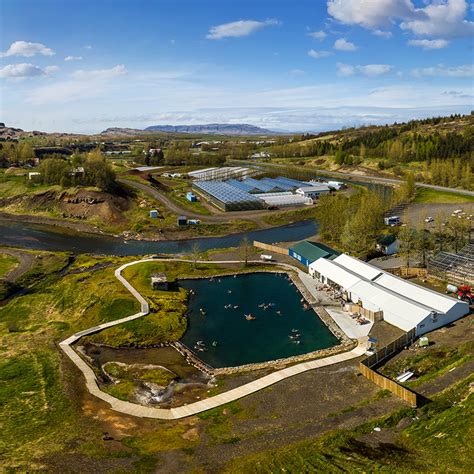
[{"left": 1, "top": 0, "right": 473, "bottom": 133}]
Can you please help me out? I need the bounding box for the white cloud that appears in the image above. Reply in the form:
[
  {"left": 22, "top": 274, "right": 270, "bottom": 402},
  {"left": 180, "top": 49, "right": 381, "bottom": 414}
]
[
  {"left": 333, "top": 38, "right": 357, "bottom": 51},
  {"left": 401, "top": 0, "right": 474, "bottom": 38},
  {"left": 84, "top": 45, "right": 93, "bottom": 49},
  {"left": 337, "top": 62, "right": 393, "bottom": 76},
  {"left": 336, "top": 63, "right": 355, "bottom": 76},
  {"left": 65, "top": 55, "right": 83, "bottom": 61},
  {"left": 408, "top": 39, "right": 449, "bottom": 49},
  {"left": 308, "top": 30, "right": 327, "bottom": 40},
  {"left": 27, "top": 65, "right": 127, "bottom": 104},
  {"left": 44, "top": 65, "right": 59, "bottom": 74},
  {"left": 71, "top": 64, "right": 127, "bottom": 80},
  {"left": 327, "top": 0, "right": 417, "bottom": 29},
  {"left": 327, "top": 0, "right": 474, "bottom": 39},
  {"left": 373, "top": 29, "right": 393, "bottom": 38},
  {"left": 0, "top": 40, "right": 55, "bottom": 58},
  {"left": 411, "top": 64, "right": 474, "bottom": 77},
  {"left": 308, "top": 49, "right": 332, "bottom": 59},
  {"left": 0, "top": 63, "right": 57, "bottom": 79},
  {"left": 358, "top": 64, "right": 393, "bottom": 76},
  {"left": 289, "top": 69, "right": 306, "bottom": 76},
  {"left": 206, "top": 19, "right": 280, "bottom": 39}
]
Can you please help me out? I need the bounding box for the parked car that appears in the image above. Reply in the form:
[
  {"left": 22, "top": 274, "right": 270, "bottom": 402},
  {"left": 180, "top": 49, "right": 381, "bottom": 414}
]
[{"left": 425, "top": 216, "right": 434, "bottom": 223}]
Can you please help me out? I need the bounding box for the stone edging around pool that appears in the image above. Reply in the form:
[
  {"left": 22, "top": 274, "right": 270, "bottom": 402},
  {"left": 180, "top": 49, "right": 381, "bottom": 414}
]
[{"left": 59, "top": 258, "right": 368, "bottom": 420}]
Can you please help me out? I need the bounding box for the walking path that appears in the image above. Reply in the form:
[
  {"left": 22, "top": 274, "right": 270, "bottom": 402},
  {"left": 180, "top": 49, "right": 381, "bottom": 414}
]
[{"left": 59, "top": 258, "right": 367, "bottom": 420}]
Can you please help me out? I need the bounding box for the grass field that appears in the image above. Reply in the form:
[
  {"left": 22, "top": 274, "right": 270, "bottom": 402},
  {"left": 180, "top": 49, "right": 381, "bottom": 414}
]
[
  {"left": 413, "top": 187, "right": 474, "bottom": 204},
  {"left": 0, "top": 253, "right": 19, "bottom": 278}
]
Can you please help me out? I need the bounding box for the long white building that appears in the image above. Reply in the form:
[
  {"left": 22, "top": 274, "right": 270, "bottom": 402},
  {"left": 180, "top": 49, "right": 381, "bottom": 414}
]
[{"left": 309, "top": 254, "right": 470, "bottom": 335}]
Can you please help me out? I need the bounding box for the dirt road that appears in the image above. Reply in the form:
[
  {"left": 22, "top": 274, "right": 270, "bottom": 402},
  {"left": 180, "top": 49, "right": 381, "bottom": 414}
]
[{"left": 238, "top": 160, "right": 474, "bottom": 196}]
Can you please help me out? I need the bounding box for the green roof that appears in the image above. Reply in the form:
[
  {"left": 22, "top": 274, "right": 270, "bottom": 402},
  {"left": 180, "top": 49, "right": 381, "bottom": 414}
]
[
  {"left": 377, "top": 234, "right": 397, "bottom": 246},
  {"left": 290, "top": 241, "right": 340, "bottom": 262}
]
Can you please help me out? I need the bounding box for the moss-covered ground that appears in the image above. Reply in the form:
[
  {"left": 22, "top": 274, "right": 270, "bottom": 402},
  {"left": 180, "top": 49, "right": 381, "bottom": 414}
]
[{"left": 0, "top": 253, "right": 18, "bottom": 278}]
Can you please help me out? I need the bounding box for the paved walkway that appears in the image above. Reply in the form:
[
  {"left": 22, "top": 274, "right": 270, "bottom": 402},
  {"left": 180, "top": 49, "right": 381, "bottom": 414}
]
[{"left": 59, "top": 258, "right": 367, "bottom": 420}]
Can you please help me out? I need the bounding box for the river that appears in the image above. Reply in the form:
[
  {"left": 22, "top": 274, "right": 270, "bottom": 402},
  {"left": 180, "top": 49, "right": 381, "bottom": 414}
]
[{"left": 0, "top": 219, "right": 317, "bottom": 255}]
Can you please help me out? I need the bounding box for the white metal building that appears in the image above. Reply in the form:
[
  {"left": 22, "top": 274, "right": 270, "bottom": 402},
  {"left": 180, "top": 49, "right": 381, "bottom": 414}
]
[
  {"left": 295, "top": 185, "right": 331, "bottom": 199},
  {"left": 309, "top": 254, "right": 469, "bottom": 335},
  {"left": 257, "top": 193, "right": 313, "bottom": 208}
]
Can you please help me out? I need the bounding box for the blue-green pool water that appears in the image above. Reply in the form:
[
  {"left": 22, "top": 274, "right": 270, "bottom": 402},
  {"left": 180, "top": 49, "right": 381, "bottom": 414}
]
[{"left": 179, "top": 272, "right": 339, "bottom": 368}]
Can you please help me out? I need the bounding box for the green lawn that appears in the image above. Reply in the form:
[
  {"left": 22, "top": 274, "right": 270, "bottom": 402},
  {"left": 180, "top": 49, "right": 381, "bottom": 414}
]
[
  {"left": 414, "top": 187, "right": 474, "bottom": 204},
  {"left": 0, "top": 253, "right": 19, "bottom": 278}
]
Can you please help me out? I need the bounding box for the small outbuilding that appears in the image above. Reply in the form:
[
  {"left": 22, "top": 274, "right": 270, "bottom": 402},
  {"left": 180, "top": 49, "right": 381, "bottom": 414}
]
[
  {"left": 151, "top": 272, "right": 168, "bottom": 290},
  {"left": 376, "top": 235, "right": 400, "bottom": 255},
  {"left": 177, "top": 215, "right": 187, "bottom": 226},
  {"left": 186, "top": 192, "right": 197, "bottom": 202}
]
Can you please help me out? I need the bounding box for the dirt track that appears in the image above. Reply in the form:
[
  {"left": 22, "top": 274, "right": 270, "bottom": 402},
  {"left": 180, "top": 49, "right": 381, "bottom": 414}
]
[{"left": 0, "top": 248, "right": 34, "bottom": 281}]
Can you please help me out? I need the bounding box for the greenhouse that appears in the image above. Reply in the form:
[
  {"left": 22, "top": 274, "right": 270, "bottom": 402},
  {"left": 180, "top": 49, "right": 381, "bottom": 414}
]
[
  {"left": 192, "top": 180, "right": 265, "bottom": 211},
  {"left": 428, "top": 243, "right": 474, "bottom": 286}
]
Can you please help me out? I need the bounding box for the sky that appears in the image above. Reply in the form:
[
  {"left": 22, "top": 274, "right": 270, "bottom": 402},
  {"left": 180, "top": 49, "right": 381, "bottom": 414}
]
[{"left": 0, "top": 0, "right": 473, "bottom": 133}]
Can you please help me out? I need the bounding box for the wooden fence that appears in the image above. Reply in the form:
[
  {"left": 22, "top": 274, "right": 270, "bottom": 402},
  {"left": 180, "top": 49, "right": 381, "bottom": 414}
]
[
  {"left": 359, "top": 328, "right": 418, "bottom": 407},
  {"left": 387, "top": 267, "right": 428, "bottom": 279},
  {"left": 359, "top": 363, "right": 418, "bottom": 406},
  {"left": 346, "top": 304, "right": 384, "bottom": 323},
  {"left": 253, "top": 241, "right": 289, "bottom": 256}
]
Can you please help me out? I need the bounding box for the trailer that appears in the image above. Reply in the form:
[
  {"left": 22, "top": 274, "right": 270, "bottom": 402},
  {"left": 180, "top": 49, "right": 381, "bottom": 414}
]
[{"left": 260, "top": 254, "right": 273, "bottom": 262}]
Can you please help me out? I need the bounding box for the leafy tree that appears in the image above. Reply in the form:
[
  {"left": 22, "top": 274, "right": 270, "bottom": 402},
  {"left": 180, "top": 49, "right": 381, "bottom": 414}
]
[
  {"left": 83, "top": 150, "right": 116, "bottom": 192},
  {"left": 39, "top": 158, "right": 71, "bottom": 185},
  {"left": 398, "top": 226, "right": 418, "bottom": 267}
]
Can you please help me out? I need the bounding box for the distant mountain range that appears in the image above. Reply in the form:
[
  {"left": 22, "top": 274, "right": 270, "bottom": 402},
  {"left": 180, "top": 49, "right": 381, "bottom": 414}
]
[
  {"left": 144, "top": 123, "right": 279, "bottom": 135},
  {"left": 101, "top": 123, "right": 280, "bottom": 136}
]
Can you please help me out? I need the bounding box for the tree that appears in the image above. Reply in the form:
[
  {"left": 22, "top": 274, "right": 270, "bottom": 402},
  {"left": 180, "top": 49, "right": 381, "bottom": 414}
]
[
  {"left": 83, "top": 153, "right": 116, "bottom": 192},
  {"left": 398, "top": 226, "right": 418, "bottom": 267},
  {"left": 238, "top": 237, "right": 252, "bottom": 267},
  {"left": 404, "top": 172, "right": 416, "bottom": 199},
  {"left": 414, "top": 227, "right": 434, "bottom": 267},
  {"left": 190, "top": 242, "right": 200, "bottom": 269},
  {"left": 39, "top": 158, "right": 71, "bottom": 185},
  {"left": 446, "top": 216, "right": 470, "bottom": 253}
]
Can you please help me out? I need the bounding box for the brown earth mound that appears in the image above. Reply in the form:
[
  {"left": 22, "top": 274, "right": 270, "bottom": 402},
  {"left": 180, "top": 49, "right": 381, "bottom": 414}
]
[{"left": 0, "top": 188, "right": 130, "bottom": 223}]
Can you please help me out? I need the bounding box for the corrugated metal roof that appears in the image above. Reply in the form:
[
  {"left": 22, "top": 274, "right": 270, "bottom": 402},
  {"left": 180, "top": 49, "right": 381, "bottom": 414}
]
[
  {"left": 334, "top": 254, "right": 383, "bottom": 281},
  {"left": 290, "top": 241, "right": 339, "bottom": 263},
  {"left": 310, "top": 253, "right": 469, "bottom": 330}
]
